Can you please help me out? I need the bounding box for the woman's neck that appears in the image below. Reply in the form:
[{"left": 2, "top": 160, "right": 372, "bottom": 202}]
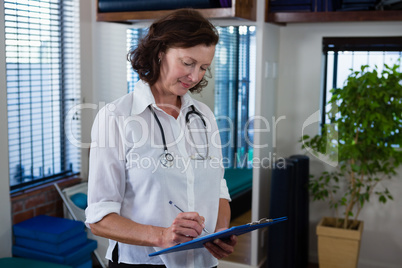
[{"left": 151, "top": 87, "right": 181, "bottom": 119}]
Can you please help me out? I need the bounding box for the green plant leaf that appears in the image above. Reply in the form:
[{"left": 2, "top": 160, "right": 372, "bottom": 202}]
[{"left": 300, "top": 61, "right": 402, "bottom": 222}]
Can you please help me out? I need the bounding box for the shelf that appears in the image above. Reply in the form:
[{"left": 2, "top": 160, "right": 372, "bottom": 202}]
[
  {"left": 96, "top": 0, "right": 256, "bottom": 23},
  {"left": 266, "top": 10, "right": 402, "bottom": 24}
]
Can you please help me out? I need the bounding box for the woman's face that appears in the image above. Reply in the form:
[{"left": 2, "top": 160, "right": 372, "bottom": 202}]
[{"left": 156, "top": 44, "right": 215, "bottom": 97}]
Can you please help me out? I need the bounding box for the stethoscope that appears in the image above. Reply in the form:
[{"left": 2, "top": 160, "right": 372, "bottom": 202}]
[{"left": 148, "top": 104, "right": 209, "bottom": 167}]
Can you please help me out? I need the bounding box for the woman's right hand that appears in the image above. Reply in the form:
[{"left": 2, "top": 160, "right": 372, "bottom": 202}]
[{"left": 159, "top": 212, "right": 206, "bottom": 248}]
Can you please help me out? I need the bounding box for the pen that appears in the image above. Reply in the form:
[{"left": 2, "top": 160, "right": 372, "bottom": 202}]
[{"left": 169, "top": 200, "right": 210, "bottom": 234}]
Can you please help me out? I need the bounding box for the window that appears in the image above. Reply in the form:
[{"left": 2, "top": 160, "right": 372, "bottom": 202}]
[
  {"left": 127, "top": 28, "right": 147, "bottom": 93},
  {"left": 126, "top": 26, "right": 256, "bottom": 168},
  {"left": 214, "top": 26, "right": 256, "bottom": 168},
  {"left": 322, "top": 37, "right": 402, "bottom": 125},
  {"left": 5, "top": 0, "right": 81, "bottom": 192}
]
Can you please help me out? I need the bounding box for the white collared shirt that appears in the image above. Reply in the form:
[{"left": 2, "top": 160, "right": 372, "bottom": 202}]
[{"left": 85, "top": 80, "right": 231, "bottom": 268}]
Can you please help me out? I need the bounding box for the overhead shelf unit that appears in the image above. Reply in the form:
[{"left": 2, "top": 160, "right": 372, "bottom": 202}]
[
  {"left": 96, "top": 0, "right": 256, "bottom": 23},
  {"left": 265, "top": 0, "right": 402, "bottom": 24}
]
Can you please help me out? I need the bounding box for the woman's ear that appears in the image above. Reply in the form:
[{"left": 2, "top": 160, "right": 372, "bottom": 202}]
[{"left": 158, "top": 52, "right": 164, "bottom": 62}]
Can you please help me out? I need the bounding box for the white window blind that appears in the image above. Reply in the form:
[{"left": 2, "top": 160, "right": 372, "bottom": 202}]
[{"left": 4, "top": 0, "right": 81, "bottom": 191}]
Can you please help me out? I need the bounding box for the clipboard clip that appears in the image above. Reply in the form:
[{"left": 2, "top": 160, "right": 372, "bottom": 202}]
[{"left": 249, "top": 218, "right": 273, "bottom": 226}]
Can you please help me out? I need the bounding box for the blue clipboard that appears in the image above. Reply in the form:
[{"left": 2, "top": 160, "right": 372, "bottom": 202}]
[{"left": 149, "top": 216, "right": 287, "bottom": 257}]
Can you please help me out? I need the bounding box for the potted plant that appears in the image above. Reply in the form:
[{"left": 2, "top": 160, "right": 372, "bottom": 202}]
[{"left": 300, "top": 62, "right": 402, "bottom": 268}]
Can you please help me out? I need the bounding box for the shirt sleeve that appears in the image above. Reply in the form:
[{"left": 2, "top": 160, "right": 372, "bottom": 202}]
[
  {"left": 220, "top": 177, "right": 231, "bottom": 201},
  {"left": 204, "top": 104, "right": 232, "bottom": 202},
  {"left": 85, "top": 104, "right": 127, "bottom": 228}
]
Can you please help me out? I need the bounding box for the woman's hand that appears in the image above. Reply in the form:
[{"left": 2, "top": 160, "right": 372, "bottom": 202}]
[
  {"left": 159, "top": 212, "right": 206, "bottom": 248},
  {"left": 204, "top": 228, "right": 238, "bottom": 259}
]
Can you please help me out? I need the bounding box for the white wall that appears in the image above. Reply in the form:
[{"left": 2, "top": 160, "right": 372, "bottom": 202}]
[
  {"left": 250, "top": 21, "right": 280, "bottom": 267},
  {"left": 275, "top": 21, "right": 402, "bottom": 268},
  {"left": 80, "top": 0, "right": 130, "bottom": 179},
  {"left": 0, "top": 0, "right": 12, "bottom": 257},
  {"left": 79, "top": 0, "right": 95, "bottom": 180}
]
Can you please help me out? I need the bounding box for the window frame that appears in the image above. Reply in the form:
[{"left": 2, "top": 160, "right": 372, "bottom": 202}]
[{"left": 321, "top": 36, "right": 402, "bottom": 126}]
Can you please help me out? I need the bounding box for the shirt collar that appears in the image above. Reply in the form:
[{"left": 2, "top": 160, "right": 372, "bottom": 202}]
[
  {"left": 131, "top": 80, "right": 207, "bottom": 117},
  {"left": 180, "top": 92, "right": 207, "bottom": 117},
  {"left": 131, "top": 80, "right": 156, "bottom": 115}
]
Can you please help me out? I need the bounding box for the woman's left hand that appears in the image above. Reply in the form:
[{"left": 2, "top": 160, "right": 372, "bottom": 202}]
[{"left": 203, "top": 228, "right": 238, "bottom": 259}]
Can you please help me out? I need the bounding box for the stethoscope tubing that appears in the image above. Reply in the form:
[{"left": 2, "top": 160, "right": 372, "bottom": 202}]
[
  {"left": 148, "top": 105, "right": 168, "bottom": 152},
  {"left": 148, "top": 104, "right": 209, "bottom": 167}
]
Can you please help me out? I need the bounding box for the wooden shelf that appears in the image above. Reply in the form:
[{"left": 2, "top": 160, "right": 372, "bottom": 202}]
[
  {"left": 96, "top": 0, "right": 256, "bottom": 23},
  {"left": 264, "top": 0, "right": 402, "bottom": 24},
  {"left": 266, "top": 10, "right": 402, "bottom": 24}
]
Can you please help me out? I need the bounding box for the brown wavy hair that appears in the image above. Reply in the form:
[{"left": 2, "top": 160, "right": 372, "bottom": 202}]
[{"left": 128, "top": 9, "right": 219, "bottom": 93}]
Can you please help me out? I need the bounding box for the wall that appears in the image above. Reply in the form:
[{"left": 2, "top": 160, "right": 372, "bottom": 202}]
[
  {"left": 275, "top": 21, "right": 402, "bottom": 268},
  {"left": 80, "top": 0, "right": 130, "bottom": 179},
  {"left": 79, "top": 0, "right": 95, "bottom": 180},
  {"left": 250, "top": 21, "right": 280, "bottom": 267},
  {"left": 10, "top": 178, "right": 82, "bottom": 225},
  {"left": 0, "top": 0, "right": 12, "bottom": 257}
]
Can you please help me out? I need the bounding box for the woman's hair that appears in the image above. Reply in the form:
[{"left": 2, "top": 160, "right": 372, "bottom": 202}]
[{"left": 128, "top": 9, "right": 219, "bottom": 93}]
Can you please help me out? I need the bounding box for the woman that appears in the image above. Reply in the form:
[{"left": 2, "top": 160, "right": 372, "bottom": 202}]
[{"left": 85, "top": 9, "right": 237, "bottom": 268}]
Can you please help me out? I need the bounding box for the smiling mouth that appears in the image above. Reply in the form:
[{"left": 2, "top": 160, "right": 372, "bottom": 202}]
[{"left": 180, "top": 81, "right": 191, "bottom": 89}]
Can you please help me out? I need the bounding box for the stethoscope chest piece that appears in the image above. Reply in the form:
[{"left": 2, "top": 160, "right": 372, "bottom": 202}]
[{"left": 160, "top": 151, "right": 174, "bottom": 168}]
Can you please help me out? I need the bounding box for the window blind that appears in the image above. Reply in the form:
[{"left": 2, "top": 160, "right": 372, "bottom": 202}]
[
  {"left": 127, "top": 28, "right": 148, "bottom": 93},
  {"left": 214, "top": 26, "right": 256, "bottom": 168},
  {"left": 4, "top": 0, "right": 81, "bottom": 191}
]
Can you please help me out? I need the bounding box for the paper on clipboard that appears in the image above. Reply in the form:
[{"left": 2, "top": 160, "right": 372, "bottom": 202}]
[{"left": 149, "top": 216, "right": 287, "bottom": 257}]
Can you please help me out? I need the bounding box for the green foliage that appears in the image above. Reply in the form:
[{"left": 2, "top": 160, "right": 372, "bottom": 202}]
[{"left": 301, "top": 62, "right": 402, "bottom": 229}]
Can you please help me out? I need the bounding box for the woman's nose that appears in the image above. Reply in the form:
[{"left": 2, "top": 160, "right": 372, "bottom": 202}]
[{"left": 188, "top": 68, "right": 201, "bottom": 83}]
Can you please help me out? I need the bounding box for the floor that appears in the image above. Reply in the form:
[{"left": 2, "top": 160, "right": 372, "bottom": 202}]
[{"left": 224, "top": 209, "right": 252, "bottom": 264}]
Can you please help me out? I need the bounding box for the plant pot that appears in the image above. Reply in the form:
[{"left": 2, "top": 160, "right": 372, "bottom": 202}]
[{"left": 316, "top": 217, "right": 364, "bottom": 268}]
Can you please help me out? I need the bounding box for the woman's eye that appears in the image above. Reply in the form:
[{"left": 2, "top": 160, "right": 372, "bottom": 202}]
[{"left": 183, "top": 61, "right": 193, "bottom": 66}]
